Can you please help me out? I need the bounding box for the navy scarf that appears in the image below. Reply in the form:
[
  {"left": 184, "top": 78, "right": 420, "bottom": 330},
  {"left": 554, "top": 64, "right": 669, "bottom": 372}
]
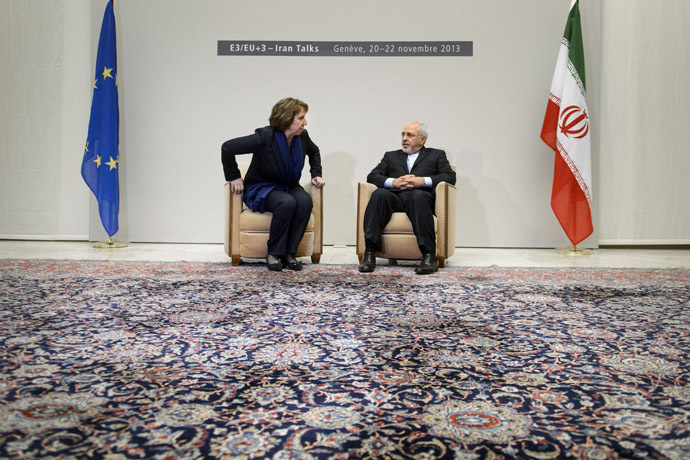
[
  {"left": 243, "top": 131, "right": 304, "bottom": 213},
  {"left": 274, "top": 130, "right": 304, "bottom": 188}
]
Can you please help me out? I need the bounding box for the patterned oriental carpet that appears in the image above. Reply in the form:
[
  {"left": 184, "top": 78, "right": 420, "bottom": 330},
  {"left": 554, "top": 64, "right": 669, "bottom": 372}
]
[{"left": 1, "top": 260, "right": 689, "bottom": 460}]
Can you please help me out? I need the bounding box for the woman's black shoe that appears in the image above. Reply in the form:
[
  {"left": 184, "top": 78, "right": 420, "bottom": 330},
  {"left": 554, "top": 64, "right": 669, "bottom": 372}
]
[
  {"left": 282, "top": 254, "right": 303, "bottom": 271},
  {"left": 266, "top": 254, "right": 283, "bottom": 271}
]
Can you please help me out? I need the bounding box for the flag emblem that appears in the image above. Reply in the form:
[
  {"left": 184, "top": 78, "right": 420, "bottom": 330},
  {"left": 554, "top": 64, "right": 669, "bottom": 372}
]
[{"left": 559, "top": 105, "right": 589, "bottom": 139}]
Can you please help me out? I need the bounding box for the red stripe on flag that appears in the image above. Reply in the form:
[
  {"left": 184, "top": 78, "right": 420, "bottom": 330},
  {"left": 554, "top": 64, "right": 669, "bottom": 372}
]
[
  {"left": 540, "top": 98, "right": 560, "bottom": 151},
  {"left": 550, "top": 153, "right": 593, "bottom": 246}
]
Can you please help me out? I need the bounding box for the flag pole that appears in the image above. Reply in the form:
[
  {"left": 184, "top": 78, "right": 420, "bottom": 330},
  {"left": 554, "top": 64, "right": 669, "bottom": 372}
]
[
  {"left": 541, "top": 0, "right": 594, "bottom": 256},
  {"left": 96, "top": 0, "right": 126, "bottom": 249},
  {"left": 83, "top": 0, "right": 127, "bottom": 249}
]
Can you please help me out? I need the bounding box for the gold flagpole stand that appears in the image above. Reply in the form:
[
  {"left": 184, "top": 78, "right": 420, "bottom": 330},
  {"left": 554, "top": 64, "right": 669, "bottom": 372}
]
[
  {"left": 93, "top": 237, "right": 128, "bottom": 249},
  {"left": 556, "top": 244, "right": 592, "bottom": 256}
]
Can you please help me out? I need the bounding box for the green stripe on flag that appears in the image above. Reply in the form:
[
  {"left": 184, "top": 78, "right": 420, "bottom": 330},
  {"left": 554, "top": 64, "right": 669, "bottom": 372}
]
[{"left": 565, "top": 0, "right": 586, "bottom": 93}]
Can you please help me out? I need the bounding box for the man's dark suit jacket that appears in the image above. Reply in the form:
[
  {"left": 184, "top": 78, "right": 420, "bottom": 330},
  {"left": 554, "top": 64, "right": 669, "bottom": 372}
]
[
  {"left": 221, "top": 126, "right": 322, "bottom": 187},
  {"left": 367, "top": 147, "right": 456, "bottom": 190}
]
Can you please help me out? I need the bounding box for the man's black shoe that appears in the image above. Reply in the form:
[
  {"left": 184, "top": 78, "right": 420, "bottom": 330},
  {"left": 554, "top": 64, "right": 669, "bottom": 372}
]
[
  {"left": 415, "top": 253, "right": 438, "bottom": 275},
  {"left": 359, "top": 250, "right": 376, "bottom": 273}
]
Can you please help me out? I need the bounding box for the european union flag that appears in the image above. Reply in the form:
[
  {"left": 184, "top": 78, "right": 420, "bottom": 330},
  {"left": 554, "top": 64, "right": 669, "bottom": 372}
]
[{"left": 81, "top": 1, "right": 119, "bottom": 237}]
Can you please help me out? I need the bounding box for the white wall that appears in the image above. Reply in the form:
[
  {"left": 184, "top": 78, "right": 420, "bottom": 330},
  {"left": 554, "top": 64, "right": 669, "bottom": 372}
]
[
  {"left": 115, "top": 0, "right": 596, "bottom": 246},
  {"left": 0, "top": 0, "right": 90, "bottom": 241},
  {"left": 598, "top": 1, "right": 690, "bottom": 245},
  {"left": 1, "top": 0, "right": 688, "bottom": 248}
]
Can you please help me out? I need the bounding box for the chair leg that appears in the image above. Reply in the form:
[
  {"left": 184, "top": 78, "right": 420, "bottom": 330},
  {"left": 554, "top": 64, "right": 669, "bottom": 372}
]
[
  {"left": 357, "top": 253, "right": 364, "bottom": 263},
  {"left": 311, "top": 253, "right": 321, "bottom": 264},
  {"left": 438, "top": 257, "right": 446, "bottom": 268},
  {"left": 232, "top": 255, "right": 241, "bottom": 266}
]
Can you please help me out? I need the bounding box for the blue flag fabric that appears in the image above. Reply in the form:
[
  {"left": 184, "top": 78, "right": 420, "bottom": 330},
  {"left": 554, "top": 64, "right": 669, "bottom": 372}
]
[{"left": 81, "top": 1, "right": 119, "bottom": 237}]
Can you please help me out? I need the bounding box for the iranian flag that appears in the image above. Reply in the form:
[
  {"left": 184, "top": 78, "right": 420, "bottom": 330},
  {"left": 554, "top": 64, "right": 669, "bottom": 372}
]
[{"left": 540, "top": 0, "right": 593, "bottom": 247}]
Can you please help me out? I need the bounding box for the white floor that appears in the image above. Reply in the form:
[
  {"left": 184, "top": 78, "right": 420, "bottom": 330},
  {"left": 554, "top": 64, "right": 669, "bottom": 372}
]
[{"left": 0, "top": 240, "right": 688, "bottom": 269}]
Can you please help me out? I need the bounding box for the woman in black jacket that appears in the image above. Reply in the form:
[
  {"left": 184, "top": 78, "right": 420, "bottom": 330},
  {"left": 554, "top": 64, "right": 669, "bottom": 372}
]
[{"left": 222, "top": 98, "right": 325, "bottom": 271}]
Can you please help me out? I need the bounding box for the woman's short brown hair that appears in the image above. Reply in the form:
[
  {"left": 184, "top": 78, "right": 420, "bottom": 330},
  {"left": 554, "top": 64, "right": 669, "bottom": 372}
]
[{"left": 269, "top": 97, "right": 309, "bottom": 132}]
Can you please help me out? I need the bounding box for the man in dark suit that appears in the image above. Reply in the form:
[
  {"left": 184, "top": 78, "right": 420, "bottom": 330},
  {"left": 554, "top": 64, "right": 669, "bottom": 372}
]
[{"left": 360, "top": 122, "right": 456, "bottom": 274}]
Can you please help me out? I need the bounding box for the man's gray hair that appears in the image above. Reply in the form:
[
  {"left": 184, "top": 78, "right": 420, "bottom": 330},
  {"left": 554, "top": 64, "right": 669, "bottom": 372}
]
[{"left": 416, "top": 122, "right": 429, "bottom": 139}]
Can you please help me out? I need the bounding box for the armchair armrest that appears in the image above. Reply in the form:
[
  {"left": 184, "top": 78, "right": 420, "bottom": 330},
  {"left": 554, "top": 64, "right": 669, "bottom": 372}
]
[
  {"left": 306, "top": 181, "right": 323, "bottom": 258},
  {"left": 224, "top": 182, "right": 244, "bottom": 263},
  {"left": 434, "top": 181, "right": 457, "bottom": 260},
  {"left": 356, "top": 182, "right": 377, "bottom": 256}
]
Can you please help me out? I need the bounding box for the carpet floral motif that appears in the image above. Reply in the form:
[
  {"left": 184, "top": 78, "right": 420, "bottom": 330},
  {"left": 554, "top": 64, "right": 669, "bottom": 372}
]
[{"left": 0, "top": 260, "right": 689, "bottom": 459}]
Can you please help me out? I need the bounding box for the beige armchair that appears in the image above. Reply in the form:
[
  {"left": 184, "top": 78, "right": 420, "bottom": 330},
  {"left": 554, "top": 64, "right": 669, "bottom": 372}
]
[
  {"left": 224, "top": 173, "right": 323, "bottom": 266},
  {"left": 356, "top": 181, "right": 456, "bottom": 268}
]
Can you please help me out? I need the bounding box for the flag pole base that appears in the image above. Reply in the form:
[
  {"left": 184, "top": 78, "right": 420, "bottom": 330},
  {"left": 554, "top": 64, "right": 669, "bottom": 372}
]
[
  {"left": 92, "top": 237, "right": 128, "bottom": 249},
  {"left": 556, "top": 245, "right": 592, "bottom": 256}
]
